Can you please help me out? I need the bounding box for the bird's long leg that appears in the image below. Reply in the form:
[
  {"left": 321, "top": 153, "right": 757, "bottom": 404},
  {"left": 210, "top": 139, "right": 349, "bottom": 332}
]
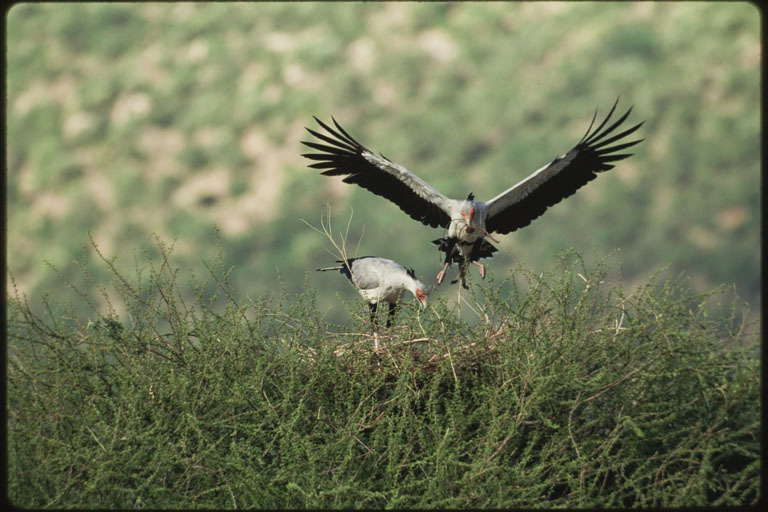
[
  {"left": 386, "top": 302, "right": 397, "bottom": 328},
  {"left": 472, "top": 260, "right": 486, "bottom": 279},
  {"left": 368, "top": 302, "right": 382, "bottom": 353},
  {"left": 436, "top": 262, "right": 450, "bottom": 284},
  {"left": 456, "top": 274, "right": 462, "bottom": 320},
  {"left": 435, "top": 237, "right": 457, "bottom": 285},
  {"left": 368, "top": 302, "right": 378, "bottom": 329}
]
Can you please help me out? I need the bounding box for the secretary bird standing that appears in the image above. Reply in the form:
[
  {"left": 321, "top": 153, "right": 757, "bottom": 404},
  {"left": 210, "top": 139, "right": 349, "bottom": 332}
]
[
  {"left": 317, "top": 257, "right": 427, "bottom": 348},
  {"left": 303, "top": 99, "right": 644, "bottom": 288}
]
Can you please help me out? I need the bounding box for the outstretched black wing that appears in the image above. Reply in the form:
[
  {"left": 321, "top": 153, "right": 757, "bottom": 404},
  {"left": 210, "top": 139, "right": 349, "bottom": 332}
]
[
  {"left": 485, "top": 99, "right": 644, "bottom": 234},
  {"left": 302, "top": 118, "right": 452, "bottom": 228}
]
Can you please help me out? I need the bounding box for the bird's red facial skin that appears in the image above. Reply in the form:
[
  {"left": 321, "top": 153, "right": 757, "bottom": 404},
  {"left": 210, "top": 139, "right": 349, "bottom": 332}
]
[
  {"left": 461, "top": 208, "right": 477, "bottom": 232},
  {"left": 416, "top": 289, "right": 427, "bottom": 303}
]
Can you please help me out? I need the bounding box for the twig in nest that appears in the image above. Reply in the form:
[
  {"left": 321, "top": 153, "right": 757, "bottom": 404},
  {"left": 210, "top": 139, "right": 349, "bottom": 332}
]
[{"left": 299, "top": 204, "right": 364, "bottom": 286}]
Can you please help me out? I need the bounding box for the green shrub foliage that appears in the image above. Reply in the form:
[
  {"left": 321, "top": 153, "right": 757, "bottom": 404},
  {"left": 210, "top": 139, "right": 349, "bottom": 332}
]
[{"left": 7, "top": 243, "right": 759, "bottom": 508}]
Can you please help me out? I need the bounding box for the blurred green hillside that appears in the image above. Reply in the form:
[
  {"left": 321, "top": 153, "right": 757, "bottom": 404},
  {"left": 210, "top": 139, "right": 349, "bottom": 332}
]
[{"left": 6, "top": 2, "right": 760, "bottom": 327}]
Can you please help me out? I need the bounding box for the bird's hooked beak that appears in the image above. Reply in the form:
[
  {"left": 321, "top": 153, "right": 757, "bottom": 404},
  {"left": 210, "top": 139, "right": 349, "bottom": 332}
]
[
  {"left": 416, "top": 288, "right": 428, "bottom": 309},
  {"left": 460, "top": 205, "right": 500, "bottom": 243}
]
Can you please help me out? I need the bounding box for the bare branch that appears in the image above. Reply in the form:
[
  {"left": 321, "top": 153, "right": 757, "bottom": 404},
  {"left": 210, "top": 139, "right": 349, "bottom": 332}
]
[{"left": 300, "top": 204, "right": 366, "bottom": 289}]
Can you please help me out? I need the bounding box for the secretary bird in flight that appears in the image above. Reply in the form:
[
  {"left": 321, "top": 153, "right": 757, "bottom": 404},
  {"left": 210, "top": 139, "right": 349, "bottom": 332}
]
[
  {"left": 303, "top": 99, "right": 643, "bottom": 288},
  {"left": 316, "top": 256, "right": 427, "bottom": 333}
]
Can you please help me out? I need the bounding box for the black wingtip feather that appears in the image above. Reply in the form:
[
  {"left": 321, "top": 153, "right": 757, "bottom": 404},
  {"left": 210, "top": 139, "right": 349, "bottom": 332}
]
[
  {"left": 486, "top": 98, "right": 643, "bottom": 235},
  {"left": 583, "top": 107, "right": 630, "bottom": 147},
  {"left": 594, "top": 138, "right": 643, "bottom": 156},
  {"left": 332, "top": 117, "right": 358, "bottom": 144},
  {"left": 599, "top": 153, "right": 635, "bottom": 163},
  {"left": 302, "top": 116, "right": 452, "bottom": 229},
  {"left": 582, "top": 98, "right": 621, "bottom": 143},
  {"left": 589, "top": 121, "right": 644, "bottom": 151}
]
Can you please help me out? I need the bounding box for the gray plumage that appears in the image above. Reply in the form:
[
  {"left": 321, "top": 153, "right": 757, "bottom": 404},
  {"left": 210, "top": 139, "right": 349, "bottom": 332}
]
[{"left": 316, "top": 256, "right": 427, "bottom": 328}]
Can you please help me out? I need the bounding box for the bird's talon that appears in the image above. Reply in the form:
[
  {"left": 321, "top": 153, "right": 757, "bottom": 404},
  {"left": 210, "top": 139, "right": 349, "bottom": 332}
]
[
  {"left": 436, "top": 263, "right": 450, "bottom": 285},
  {"left": 471, "top": 260, "right": 486, "bottom": 279}
]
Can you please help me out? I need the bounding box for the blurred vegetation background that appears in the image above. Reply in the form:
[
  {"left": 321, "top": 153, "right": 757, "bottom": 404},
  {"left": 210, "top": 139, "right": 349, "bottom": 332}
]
[{"left": 5, "top": 2, "right": 760, "bottom": 329}]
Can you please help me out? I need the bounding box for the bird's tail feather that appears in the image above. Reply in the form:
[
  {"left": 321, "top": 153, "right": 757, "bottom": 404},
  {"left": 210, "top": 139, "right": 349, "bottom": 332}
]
[{"left": 316, "top": 265, "right": 343, "bottom": 272}]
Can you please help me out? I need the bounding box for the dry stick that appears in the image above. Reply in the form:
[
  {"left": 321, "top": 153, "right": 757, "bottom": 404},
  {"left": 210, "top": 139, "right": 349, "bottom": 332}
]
[
  {"left": 583, "top": 351, "right": 665, "bottom": 404},
  {"left": 457, "top": 281, "right": 462, "bottom": 321},
  {"left": 515, "top": 365, "right": 532, "bottom": 426},
  {"left": 614, "top": 294, "right": 630, "bottom": 336},
  {"left": 301, "top": 205, "right": 382, "bottom": 349},
  {"left": 300, "top": 203, "right": 356, "bottom": 274},
  {"left": 393, "top": 337, "right": 429, "bottom": 347},
  {"left": 226, "top": 483, "right": 237, "bottom": 509},
  {"left": 352, "top": 435, "right": 376, "bottom": 456},
  {"left": 568, "top": 391, "right": 583, "bottom": 458},
  {"left": 85, "top": 424, "right": 107, "bottom": 452},
  {"left": 486, "top": 434, "right": 512, "bottom": 462},
  {"left": 445, "top": 341, "right": 458, "bottom": 383},
  {"left": 458, "top": 288, "right": 483, "bottom": 319},
  {"left": 260, "top": 376, "right": 279, "bottom": 419},
  {"left": 427, "top": 305, "right": 458, "bottom": 382}
]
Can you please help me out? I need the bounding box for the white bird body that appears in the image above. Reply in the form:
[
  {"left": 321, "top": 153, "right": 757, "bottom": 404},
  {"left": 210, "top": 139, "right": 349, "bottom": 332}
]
[
  {"left": 349, "top": 257, "right": 424, "bottom": 306},
  {"left": 316, "top": 256, "right": 427, "bottom": 328},
  {"left": 304, "top": 99, "right": 643, "bottom": 287},
  {"left": 446, "top": 198, "right": 487, "bottom": 243}
]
